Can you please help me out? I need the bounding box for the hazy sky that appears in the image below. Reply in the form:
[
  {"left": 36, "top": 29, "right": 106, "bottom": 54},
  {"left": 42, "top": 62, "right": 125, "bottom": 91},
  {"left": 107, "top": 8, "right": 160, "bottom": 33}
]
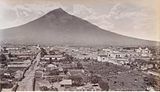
[{"left": 0, "top": 0, "right": 160, "bottom": 41}]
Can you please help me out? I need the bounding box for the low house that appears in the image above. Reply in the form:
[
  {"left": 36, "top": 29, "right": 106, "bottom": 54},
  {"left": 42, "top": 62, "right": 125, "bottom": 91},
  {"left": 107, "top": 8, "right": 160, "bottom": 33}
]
[
  {"left": 41, "top": 55, "right": 65, "bottom": 61},
  {"left": 135, "top": 47, "right": 152, "bottom": 57},
  {"left": 110, "top": 51, "right": 127, "bottom": 59},
  {"left": 9, "top": 57, "right": 19, "bottom": 61},
  {"left": 14, "top": 70, "right": 23, "bottom": 80},
  {"left": 97, "top": 50, "right": 128, "bottom": 62},
  {"left": 68, "top": 69, "right": 85, "bottom": 76},
  {"left": 7, "top": 60, "right": 31, "bottom": 70},
  {"left": 17, "top": 55, "right": 31, "bottom": 60},
  {"left": 76, "top": 83, "right": 101, "bottom": 91},
  {"left": 116, "top": 58, "right": 129, "bottom": 65},
  {"left": 35, "top": 70, "right": 43, "bottom": 78},
  {"left": 59, "top": 79, "right": 72, "bottom": 87},
  {"left": 97, "top": 55, "right": 108, "bottom": 62},
  {"left": 46, "top": 64, "right": 58, "bottom": 71},
  {"left": 61, "top": 63, "right": 77, "bottom": 69},
  {"left": 6, "top": 47, "right": 19, "bottom": 50}
]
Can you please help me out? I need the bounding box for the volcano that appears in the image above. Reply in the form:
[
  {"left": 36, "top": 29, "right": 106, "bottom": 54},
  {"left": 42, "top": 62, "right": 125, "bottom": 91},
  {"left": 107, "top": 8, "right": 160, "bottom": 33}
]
[{"left": 0, "top": 8, "right": 157, "bottom": 46}]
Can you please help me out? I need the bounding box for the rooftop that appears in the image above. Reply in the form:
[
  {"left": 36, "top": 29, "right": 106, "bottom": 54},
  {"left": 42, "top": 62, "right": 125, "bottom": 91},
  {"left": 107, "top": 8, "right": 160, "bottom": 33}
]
[
  {"left": 43, "top": 54, "right": 63, "bottom": 58},
  {"left": 59, "top": 79, "right": 72, "bottom": 85}
]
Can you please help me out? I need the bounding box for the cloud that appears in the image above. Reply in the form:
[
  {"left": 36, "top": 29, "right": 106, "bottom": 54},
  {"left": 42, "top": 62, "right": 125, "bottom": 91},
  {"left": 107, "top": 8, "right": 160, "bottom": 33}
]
[
  {"left": 0, "top": 2, "right": 65, "bottom": 29},
  {"left": 70, "top": 3, "right": 157, "bottom": 41},
  {"left": 69, "top": 4, "right": 115, "bottom": 30}
]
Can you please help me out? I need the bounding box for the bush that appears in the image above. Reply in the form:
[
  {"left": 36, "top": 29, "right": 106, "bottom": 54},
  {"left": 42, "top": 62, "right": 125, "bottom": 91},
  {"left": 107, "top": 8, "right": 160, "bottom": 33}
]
[
  {"left": 49, "top": 69, "right": 59, "bottom": 75},
  {"left": 90, "top": 75, "right": 101, "bottom": 84},
  {"left": 144, "top": 76, "right": 156, "bottom": 86},
  {"left": 40, "top": 48, "right": 47, "bottom": 57},
  {"left": 49, "top": 87, "right": 58, "bottom": 91},
  {"left": 70, "top": 75, "right": 84, "bottom": 86},
  {"left": 0, "top": 54, "right": 7, "bottom": 62},
  {"left": 98, "top": 80, "right": 109, "bottom": 91},
  {"left": 40, "top": 86, "right": 49, "bottom": 91},
  {"left": 77, "top": 62, "right": 83, "bottom": 69}
]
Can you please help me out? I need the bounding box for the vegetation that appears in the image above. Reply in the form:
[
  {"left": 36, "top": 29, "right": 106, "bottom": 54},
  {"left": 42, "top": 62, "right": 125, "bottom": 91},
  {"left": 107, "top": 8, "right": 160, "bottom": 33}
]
[
  {"left": 2, "top": 47, "right": 8, "bottom": 53},
  {"left": 8, "top": 53, "right": 13, "bottom": 58},
  {"left": 70, "top": 75, "right": 84, "bottom": 86},
  {"left": 40, "top": 86, "right": 49, "bottom": 91},
  {"left": 90, "top": 74, "right": 109, "bottom": 91},
  {"left": 98, "top": 80, "right": 109, "bottom": 91},
  {"left": 77, "top": 62, "right": 83, "bottom": 69},
  {"left": 40, "top": 48, "right": 47, "bottom": 57},
  {"left": 49, "top": 50, "right": 56, "bottom": 55},
  {"left": 144, "top": 75, "right": 160, "bottom": 91},
  {"left": 0, "top": 54, "right": 7, "bottom": 66},
  {"left": 90, "top": 75, "right": 101, "bottom": 84},
  {"left": 49, "top": 77, "right": 62, "bottom": 83},
  {"left": 64, "top": 69, "right": 68, "bottom": 74},
  {"left": 82, "top": 62, "right": 131, "bottom": 91},
  {"left": 40, "top": 86, "right": 58, "bottom": 91},
  {"left": 64, "top": 54, "right": 74, "bottom": 62},
  {"left": 0, "top": 54, "right": 7, "bottom": 62},
  {"left": 49, "top": 69, "right": 59, "bottom": 75},
  {"left": 83, "top": 62, "right": 128, "bottom": 77},
  {"left": 154, "top": 76, "right": 160, "bottom": 91}
]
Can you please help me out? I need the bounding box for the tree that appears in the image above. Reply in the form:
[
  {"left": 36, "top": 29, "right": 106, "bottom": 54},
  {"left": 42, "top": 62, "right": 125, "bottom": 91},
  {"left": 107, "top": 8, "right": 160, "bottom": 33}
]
[
  {"left": 64, "top": 69, "right": 68, "bottom": 74},
  {"left": 90, "top": 75, "right": 101, "bottom": 84},
  {"left": 77, "top": 62, "right": 83, "bottom": 69},
  {"left": 49, "top": 50, "right": 55, "bottom": 55},
  {"left": 49, "top": 58, "right": 53, "bottom": 64},
  {"left": 98, "top": 80, "right": 109, "bottom": 91},
  {"left": 0, "top": 54, "right": 7, "bottom": 61},
  {"left": 40, "top": 86, "right": 49, "bottom": 91},
  {"left": 3, "top": 47, "right": 8, "bottom": 53},
  {"left": 40, "top": 48, "right": 47, "bottom": 57},
  {"left": 144, "top": 76, "right": 156, "bottom": 87},
  {"left": 0, "top": 54, "right": 7, "bottom": 66},
  {"left": 49, "top": 78, "right": 57, "bottom": 83},
  {"left": 49, "top": 69, "right": 59, "bottom": 75},
  {"left": 64, "top": 54, "right": 74, "bottom": 63},
  {"left": 70, "top": 75, "right": 84, "bottom": 86},
  {"left": 8, "top": 53, "right": 13, "bottom": 58},
  {"left": 49, "top": 87, "right": 58, "bottom": 91}
]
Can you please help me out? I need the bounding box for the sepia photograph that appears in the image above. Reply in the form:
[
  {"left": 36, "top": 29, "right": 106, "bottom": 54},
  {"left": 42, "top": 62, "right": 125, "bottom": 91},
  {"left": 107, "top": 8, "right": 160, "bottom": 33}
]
[{"left": 0, "top": 0, "right": 160, "bottom": 91}]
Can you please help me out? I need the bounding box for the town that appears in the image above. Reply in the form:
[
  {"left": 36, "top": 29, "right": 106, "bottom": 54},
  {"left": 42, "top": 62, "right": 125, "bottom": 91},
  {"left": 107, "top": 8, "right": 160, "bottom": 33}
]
[{"left": 0, "top": 44, "right": 160, "bottom": 91}]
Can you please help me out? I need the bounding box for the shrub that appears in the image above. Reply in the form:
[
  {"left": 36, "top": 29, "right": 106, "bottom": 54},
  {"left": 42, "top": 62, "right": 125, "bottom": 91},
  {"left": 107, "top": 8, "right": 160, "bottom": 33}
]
[{"left": 98, "top": 80, "right": 109, "bottom": 91}]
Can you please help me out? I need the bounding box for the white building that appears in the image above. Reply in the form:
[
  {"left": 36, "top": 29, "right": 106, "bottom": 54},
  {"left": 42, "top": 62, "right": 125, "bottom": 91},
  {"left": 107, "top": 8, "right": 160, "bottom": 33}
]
[
  {"left": 41, "top": 55, "right": 65, "bottom": 60},
  {"left": 97, "top": 55, "right": 109, "bottom": 62},
  {"left": 135, "top": 47, "right": 152, "bottom": 57},
  {"left": 60, "top": 79, "right": 72, "bottom": 87}
]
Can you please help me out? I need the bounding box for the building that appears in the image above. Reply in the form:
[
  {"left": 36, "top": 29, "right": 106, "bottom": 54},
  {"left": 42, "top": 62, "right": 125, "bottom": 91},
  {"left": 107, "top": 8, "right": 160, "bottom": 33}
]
[
  {"left": 41, "top": 55, "right": 65, "bottom": 61},
  {"left": 14, "top": 70, "right": 23, "bottom": 80},
  {"left": 97, "top": 51, "right": 127, "bottom": 62},
  {"left": 135, "top": 47, "right": 152, "bottom": 57},
  {"left": 46, "top": 64, "right": 58, "bottom": 71},
  {"left": 59, "top": 79, "right": 72, "bottom": 87},
  {"left": 35, "top": 70, "right": 43, "bottom": 78},
  {"left": 97, "top": 55, "right": 108, "bottom": 62},
  {"left": 7, "top": 60, "right": 31, "bottom": 70}
]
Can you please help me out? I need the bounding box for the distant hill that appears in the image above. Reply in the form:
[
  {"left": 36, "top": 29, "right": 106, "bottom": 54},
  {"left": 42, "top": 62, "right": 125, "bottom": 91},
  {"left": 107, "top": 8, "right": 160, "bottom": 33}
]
[{"left": 0, "top": 8, "right": 158, "bottom": 46}]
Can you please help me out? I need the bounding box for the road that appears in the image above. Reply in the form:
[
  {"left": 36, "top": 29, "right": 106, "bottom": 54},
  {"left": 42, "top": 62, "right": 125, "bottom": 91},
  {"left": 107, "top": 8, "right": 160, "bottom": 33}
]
[{"left": 16, "top": 52, "right": 41, "bottom": 91}]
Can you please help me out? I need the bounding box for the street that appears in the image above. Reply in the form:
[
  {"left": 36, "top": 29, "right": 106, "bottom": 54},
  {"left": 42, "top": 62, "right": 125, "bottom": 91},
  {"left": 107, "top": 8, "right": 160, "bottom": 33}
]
[{"left": 16, "top": 52, "right": 41, "bottom": 91}]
